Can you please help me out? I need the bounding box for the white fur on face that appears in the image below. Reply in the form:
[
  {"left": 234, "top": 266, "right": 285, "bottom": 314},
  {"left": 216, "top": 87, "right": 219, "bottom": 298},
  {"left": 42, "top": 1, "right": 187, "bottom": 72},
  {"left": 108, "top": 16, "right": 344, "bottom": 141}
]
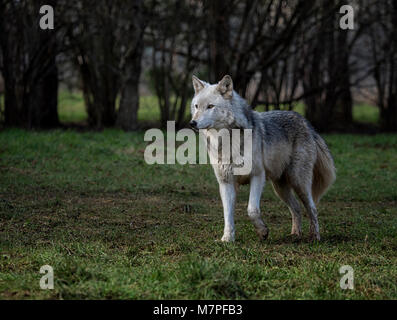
[{"left": 191, "top": 85, "right": 235, "bottom": 130}]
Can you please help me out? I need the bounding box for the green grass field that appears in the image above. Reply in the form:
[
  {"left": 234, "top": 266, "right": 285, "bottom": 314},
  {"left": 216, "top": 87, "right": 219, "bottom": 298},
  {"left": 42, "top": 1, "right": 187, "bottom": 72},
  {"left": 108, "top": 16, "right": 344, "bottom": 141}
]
[
  {"left": 0, "top": 94, "right": 396, "bottom": 299},
  {"left": 58, "top": 91, "right": 381, "bottom": 126}
]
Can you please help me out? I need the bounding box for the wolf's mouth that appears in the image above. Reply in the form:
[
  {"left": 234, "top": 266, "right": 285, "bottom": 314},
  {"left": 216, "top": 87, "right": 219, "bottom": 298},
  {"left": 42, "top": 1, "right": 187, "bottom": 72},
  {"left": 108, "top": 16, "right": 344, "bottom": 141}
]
[
  {"left": 189, "top": 119, "right": 211, "bottom": 131},
  {"left": 190, "top": 123, "right": 209, "bottom": 131},
  {"left": 196, "top": 126, "right": 211, "bottom": 131}
]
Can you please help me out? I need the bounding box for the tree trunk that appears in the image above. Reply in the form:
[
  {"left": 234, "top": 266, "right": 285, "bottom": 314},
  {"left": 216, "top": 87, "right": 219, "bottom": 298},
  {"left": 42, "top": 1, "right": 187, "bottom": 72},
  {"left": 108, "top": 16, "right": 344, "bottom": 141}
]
[
  {"left": 304, "top": 0, "right": 352, "bottom": 131},
  {"left": 116, "top": 0, "right": 144, "bottom": 131},
  {"left": 380, "top": 97, "right": 397, "bottom": 131},
  {"left": 117, "top": 63, "right": 142, "bottom": 131},
  {"left": 3, "top": 59, "right": 59, "bottom": 129},
  {"left": 379, "top": 1, "right": 397, "bottom": 132},
  {"left": 0, "top": 1, "right": 59, "bottom": 129},
  {"left": 30, "top": 55, "right": 59, "bottom": 128},
  {"left": 333, "top": 22, "right": 353, "bottom": 127},
  {"left": 207, "top": 0, "right": 230, "bottom": 83}
]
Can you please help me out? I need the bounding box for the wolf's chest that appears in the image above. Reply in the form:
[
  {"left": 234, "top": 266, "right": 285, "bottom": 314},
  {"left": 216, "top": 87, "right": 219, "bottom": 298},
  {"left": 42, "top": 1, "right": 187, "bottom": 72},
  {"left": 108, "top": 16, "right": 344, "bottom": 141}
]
[
  {"left": 204, "top": 130, "right": 251, "bottom": 183},
  {"left": 207, "top": 143, "right": 250, "bottom": 184}
]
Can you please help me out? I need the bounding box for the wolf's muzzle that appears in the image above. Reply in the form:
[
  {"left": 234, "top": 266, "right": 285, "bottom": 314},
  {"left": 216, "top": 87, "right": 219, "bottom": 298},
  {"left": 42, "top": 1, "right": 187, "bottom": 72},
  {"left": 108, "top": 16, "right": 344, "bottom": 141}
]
[{"left": 189, "top": 120, "right": 197, "bottom": 129}]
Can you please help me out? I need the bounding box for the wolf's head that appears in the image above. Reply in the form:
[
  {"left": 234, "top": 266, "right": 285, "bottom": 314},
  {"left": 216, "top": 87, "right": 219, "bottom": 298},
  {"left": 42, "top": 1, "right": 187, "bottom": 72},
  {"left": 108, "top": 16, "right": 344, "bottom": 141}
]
[{"left": 189, "top": 75, "right": 252, "bottom": 130}]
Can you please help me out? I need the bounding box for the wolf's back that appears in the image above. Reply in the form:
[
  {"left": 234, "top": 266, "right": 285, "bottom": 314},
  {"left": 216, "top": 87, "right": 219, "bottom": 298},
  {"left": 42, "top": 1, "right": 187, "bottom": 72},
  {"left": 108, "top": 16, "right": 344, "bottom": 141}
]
[{"left": 254, "top": 110, "right": 335, "bottom": 203}]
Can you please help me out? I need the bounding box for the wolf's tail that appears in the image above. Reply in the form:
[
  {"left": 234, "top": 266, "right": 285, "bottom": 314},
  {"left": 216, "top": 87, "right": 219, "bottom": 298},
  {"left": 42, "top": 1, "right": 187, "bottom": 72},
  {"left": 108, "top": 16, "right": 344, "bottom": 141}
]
[{"left": 312, "top": 135, "right": 336, "bottom": 204}]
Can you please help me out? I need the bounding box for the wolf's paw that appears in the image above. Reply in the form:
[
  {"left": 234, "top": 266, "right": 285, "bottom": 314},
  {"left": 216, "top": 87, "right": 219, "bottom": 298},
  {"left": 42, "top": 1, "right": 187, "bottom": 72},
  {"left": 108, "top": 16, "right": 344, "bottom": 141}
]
[
  {"left": 256, "top": 227, "right": 269, "bottom": 241},
  {"left": 290, "top": 229, "right": 302, "bottom": 238},
  {"left": 309, "top": 232, "right": 321, "bottom": 242},
  {"left": 286, "top": 234, "right": 302, "bottom": 243},
  {"left": 221, "top": 233, "right": 235, "bottom": 242}
]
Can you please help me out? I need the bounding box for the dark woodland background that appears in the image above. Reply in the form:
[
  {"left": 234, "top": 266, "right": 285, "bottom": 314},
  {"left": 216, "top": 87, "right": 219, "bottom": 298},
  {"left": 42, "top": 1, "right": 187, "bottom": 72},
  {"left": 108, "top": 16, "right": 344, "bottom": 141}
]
[{"left": 0, "top": 0, "right": 396, "bottom": 132}]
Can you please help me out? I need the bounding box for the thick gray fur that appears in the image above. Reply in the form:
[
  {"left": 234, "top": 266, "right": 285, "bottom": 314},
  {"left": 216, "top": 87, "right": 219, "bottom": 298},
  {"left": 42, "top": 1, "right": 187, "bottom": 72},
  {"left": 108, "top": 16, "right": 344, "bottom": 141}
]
[{"left": 190, "top": 75, "right": 336, "bottom": 242}]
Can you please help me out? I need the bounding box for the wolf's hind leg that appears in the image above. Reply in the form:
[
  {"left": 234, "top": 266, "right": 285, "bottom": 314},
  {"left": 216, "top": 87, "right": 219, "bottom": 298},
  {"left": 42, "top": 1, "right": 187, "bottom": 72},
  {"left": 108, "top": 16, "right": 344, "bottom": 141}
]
[
  {"left": 271, "top": 179, "right": 302, "bottom": 237},
  {"left": 291, "top": 179, "right": 320, "bottom": 241},
  {"left": 247, "top": 173, "right": 269, "bottom": 240},
  {"left": 219, "top": 182, "right": 236, "bottom": 242}
]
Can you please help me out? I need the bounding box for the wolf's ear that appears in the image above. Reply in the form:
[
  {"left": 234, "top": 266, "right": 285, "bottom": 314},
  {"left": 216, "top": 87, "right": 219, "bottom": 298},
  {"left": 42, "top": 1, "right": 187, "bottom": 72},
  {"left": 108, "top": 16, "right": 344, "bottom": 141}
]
[
  {"left": 192, "top": 75, "right": 206, "bottom": 94},
  {"left": 216, "top": 75, "right": 233, "bottom": 99}
]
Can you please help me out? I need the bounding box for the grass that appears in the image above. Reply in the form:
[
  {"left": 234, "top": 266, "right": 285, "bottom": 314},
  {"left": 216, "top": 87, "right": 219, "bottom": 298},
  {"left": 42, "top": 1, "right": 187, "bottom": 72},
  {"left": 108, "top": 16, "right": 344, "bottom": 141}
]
[
  {"left": 58, "top": 92, "right": 181, "bottom": 127},
  {"left": 58, "top": 91, "right": 381, "bottom": 126},
  {"left": 0, "top": 127, "right": 396, "bottom": 299},
  {"left": 353, "top": 103, "right": 380, "bottom": 124},
  {"left": 0, "top": 93, "right": 395, "bottom": 299},
  {"left": 58, "top": 91, "right": 87, "bottom": 123}
]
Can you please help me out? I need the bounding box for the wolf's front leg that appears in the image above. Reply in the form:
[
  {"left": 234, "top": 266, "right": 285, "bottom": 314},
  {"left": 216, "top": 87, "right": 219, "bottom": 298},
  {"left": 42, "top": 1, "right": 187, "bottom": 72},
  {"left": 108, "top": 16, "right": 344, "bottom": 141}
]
[
  {"left": 219, "top": 182, "right": 236, "bottom": 242},
  {"left": 247, "top": 173, "right": 269, "bottom": 240}
]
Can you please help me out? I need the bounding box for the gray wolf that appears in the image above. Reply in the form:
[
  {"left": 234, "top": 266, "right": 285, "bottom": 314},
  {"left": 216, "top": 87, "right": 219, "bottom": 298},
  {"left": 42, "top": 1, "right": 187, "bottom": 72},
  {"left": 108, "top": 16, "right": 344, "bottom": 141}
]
[{"left": 189, "top": 75, "right": 336, "bottom": 242}]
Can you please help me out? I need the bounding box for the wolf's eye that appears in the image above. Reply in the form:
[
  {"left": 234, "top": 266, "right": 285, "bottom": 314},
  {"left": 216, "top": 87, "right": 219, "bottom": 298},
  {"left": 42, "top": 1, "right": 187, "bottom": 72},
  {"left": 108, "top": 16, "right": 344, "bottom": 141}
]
[
  {"left": 195, "top": 104, "right": 198, "bottom": 109},
  {"left": 207, "top": 104, "right": 215, "bottom": 109}
]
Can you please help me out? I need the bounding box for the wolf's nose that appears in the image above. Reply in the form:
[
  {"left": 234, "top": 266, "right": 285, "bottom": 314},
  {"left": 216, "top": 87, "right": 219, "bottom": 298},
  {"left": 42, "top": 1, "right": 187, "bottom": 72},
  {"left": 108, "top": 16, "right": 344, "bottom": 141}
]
[{"left": 190, "top": 120, "right": 197, "bottom": 128}]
